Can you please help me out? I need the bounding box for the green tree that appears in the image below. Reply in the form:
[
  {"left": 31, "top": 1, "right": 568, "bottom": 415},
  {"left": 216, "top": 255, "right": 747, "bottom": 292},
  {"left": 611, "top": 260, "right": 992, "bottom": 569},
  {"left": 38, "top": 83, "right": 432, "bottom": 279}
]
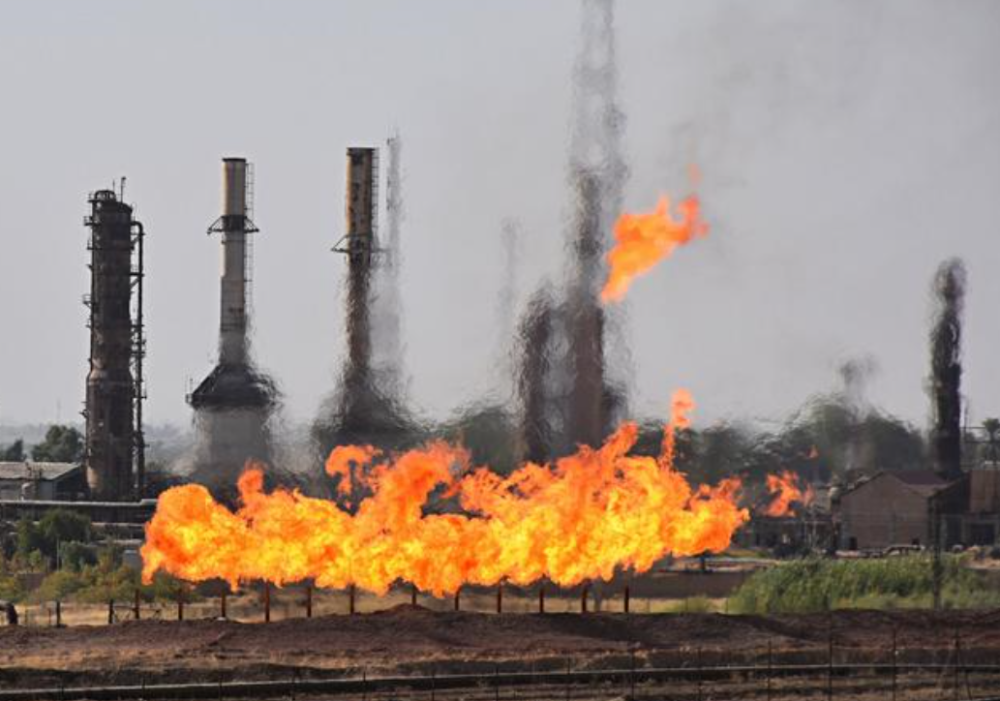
[
  {"left": 31, "top": 425, "right": 84, "bottom": 463},
  {"left": 0, "top": 439, "right": 25, "bottom": 461},
  {"left": 982, "top": 418, "right": 1000, "bottom": 464},
  {"left": 16, "top": 509, "right": 93, "bottom": 564}
]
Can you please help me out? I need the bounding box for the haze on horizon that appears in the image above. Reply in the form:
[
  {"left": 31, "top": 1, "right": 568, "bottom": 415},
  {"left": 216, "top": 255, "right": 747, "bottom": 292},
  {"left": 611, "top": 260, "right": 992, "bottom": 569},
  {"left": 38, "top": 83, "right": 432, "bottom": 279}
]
[{"left": 0, "top": 0, "right": 998, "bottom": 434}]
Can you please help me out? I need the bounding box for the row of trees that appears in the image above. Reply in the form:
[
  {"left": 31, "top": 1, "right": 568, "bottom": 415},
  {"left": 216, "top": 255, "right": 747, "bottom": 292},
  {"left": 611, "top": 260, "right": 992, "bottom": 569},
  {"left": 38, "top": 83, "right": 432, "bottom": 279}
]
[{"left": 0, "top": 425, "right": 84, "bottom": 463}]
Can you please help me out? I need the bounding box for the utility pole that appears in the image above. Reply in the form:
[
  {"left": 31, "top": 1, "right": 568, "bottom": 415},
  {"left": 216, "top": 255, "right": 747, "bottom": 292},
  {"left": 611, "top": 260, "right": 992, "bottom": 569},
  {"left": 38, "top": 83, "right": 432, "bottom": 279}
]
[{"left": 932, "top": 500, "right": 943, "bottom": 611}]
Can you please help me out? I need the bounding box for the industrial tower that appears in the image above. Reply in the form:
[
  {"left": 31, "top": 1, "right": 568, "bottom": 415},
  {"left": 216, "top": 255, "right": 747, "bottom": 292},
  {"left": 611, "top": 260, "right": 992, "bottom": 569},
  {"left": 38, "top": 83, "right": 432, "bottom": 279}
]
[{"left": 83, "top": 187, "right": 146, "bottom": 501}]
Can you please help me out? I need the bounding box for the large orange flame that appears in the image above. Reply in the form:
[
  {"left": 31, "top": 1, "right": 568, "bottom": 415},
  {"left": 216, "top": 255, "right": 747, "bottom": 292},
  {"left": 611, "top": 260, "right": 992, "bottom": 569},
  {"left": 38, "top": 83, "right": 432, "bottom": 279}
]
[
  {"left": 601, "top": 195, "right": 707, "bottom": 303},
  {"left": 141, "top": 391, "right": 749, "bottom": 596},
  {"left": 764, "top": 470, "right": 815, "bottom": 517}
]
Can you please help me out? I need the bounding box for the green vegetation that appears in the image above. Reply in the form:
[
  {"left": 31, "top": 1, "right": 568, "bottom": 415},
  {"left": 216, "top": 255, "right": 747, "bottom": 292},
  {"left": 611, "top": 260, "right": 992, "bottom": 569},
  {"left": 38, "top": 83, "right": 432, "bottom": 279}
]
[
  {"left": 729, "top": 555, "right": 1000, "bottom": 614},
  {"left": 664, "top": 595, "right": 717, "bottom": 614},
  {"left": 0, "top": 438, "right": 25, "bottom": 461},
  {"left": 17, "top": 509, "right": 93, "bottom": 564},
  {"left": 2, "top": 508, "right": 193, "bottom": 605},
  {"left": 30, "top": 424, "right": 84, "bottom": 463}
]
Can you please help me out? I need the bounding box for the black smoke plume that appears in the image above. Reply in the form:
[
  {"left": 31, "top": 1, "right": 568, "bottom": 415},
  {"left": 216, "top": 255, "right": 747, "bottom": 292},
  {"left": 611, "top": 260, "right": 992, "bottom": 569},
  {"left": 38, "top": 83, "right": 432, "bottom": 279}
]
[{"left": 928, "top": 258, "right": 966, "bottom": 481}]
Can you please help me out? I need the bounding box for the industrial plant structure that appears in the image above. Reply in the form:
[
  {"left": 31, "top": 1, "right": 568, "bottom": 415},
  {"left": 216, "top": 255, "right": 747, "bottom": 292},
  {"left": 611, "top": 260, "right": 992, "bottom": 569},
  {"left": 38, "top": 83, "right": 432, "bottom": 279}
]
[
  {"left": 188, "top": 158, "right": 277, "bottom": 495},
  {"left": 83, "top": 188, "right": 146, "bottom": 501},
  {"left": 517, "top": 0, "right": 626, "bottom": 461},
  {"left": 313, "top": 146, "right": 415, "bottom": 459}
]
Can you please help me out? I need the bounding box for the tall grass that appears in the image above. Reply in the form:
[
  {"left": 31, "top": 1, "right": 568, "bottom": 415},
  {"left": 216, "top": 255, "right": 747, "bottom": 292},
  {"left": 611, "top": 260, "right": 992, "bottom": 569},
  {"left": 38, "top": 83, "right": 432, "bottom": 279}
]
[{"left": 728, "top": 555, "right": 1000, "bottom": 614}]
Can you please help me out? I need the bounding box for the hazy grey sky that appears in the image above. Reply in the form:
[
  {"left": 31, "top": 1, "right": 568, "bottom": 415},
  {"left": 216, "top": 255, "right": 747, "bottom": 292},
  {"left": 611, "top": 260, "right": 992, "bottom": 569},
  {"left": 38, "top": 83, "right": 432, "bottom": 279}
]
[{"left": 0, "top": 1, "right": 998, "bottom": 431}]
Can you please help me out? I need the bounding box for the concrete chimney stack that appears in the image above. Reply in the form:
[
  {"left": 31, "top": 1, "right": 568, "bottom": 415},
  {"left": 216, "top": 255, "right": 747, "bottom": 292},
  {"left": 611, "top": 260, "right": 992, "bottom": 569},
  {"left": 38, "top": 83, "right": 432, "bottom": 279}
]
[
  {"left": 218, "top": 157, "right": 251, "bottom": 366},
  {"left": 189, "top": 157, "right": 273, "bottom": 413}
]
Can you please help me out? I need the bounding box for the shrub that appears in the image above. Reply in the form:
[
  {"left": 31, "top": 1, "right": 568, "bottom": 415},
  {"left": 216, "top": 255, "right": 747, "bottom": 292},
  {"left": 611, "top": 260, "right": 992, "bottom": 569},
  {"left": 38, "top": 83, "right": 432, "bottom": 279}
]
[{"left": 728, "top": 555, "right": 994, "bottom": 614}]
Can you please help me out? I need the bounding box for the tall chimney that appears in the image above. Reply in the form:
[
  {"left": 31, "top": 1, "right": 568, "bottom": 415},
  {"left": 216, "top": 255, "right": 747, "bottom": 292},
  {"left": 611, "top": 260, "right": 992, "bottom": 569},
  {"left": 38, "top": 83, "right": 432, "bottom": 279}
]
[
  {"left": 84, "top": 188, "right": 144, "bottom": 501},
  {"left": 218, "top": 158, "right": 251, "bottom": 365},
  {"left": 335, "top": 147, "right": 379, "bottom": 428},
  {"left": 189, "top": 157, "right": 273, "bottom": 413}
]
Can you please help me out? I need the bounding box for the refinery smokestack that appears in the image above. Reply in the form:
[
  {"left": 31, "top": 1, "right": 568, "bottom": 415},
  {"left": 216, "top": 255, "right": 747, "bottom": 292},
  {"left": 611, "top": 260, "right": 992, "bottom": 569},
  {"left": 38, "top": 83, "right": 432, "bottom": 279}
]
[
  {"left": 188, "top": 158, "right": 276, "bottom": 499},
  {"left": 189, "top": 157, "right": 274, "bottom": 412},
  {"left": 315, "top": 144, "right": 416, "bottom": 457},
  {"left": 218, "top": 158, "right": 251, "bottom": 366},
  {"left": 83, "top": 187, "right": 145, "bottom": 501}
]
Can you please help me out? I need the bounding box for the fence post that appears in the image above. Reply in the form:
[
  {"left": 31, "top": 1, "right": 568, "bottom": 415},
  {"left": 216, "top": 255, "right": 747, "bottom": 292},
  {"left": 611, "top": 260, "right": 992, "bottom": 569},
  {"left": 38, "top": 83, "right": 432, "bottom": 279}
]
[
  {"left": 697, "top": 646, "right": 703, "bottom": 701},
  {"left": 827, "top": 617, "right": 834, "bottom": 701},
  {"left": 107, "top": 599, "right": 115, "bottom": 625},
  {"left": 581, "top": 584, "right": 588, "bottom": 614},
  {"left": 410, "top": 583, "right": 418, "bottom": 607},
  {"left": 263, "top": 581, "right": 271, "bottom": 623},
  {"left": 133, "top": 588, "right": 141, "bottom": 621},
  {"left": 454, "top": 587, "right": 461, "bottom": 612},
  {"left": 55, "top": 600, "right": 62, "bottom": 628},
  {"left": 565, "top": 658, "right": 571, "bottom": 701},
  {"left": 349, "top": 584, "right": 356, "bottom": 615},
  {"left": 767, "top": 639, "right": 773, "bottom": 701},
  {"left": 496, "top": 582, "right": 503, "bottom": 614},
  {"left": 538, "top": 584, "right": 545, "bottom": 614},
  {"left": 305, "top": 583, "right": 312, "bottom": 619},
  {"left": 177, "top": 591, "right": 184, "bottom": 622},
  {"left": 630, "top": 648, "right": 636, "bottom": 699},
  {"left": 891, "top": 626, "right": 897, "bottom": 701},
  {"left": 220, "top": 589, "right": 227, "bottom": 619},
  {"left": 953, "top": 628, "right": 960, "bottom": 701},
  {"left": 624, "top": 585, "right": 630, "bottom": 614}
]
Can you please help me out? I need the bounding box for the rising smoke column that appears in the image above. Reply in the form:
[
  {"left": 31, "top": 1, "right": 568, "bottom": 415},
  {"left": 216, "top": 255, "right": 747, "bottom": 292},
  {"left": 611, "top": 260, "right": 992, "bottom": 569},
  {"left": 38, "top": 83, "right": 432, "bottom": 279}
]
[
  {"left": 929, "top": 258, "right": 967, "bottom": 481},
  {"left": 513, "top": 0, "right": 629, "bottom": 461},
  {"left": 565, "top": 0, "right": 629, "bottom": 451},
  {"left": 370, "top": 133, "right": 406, "bottom": 396},
  {"left": 517, "top": 285, "right": 556, "bottom": 464},
  {"left": 313, "top": 144, "right": 416, "bottom": 464}
]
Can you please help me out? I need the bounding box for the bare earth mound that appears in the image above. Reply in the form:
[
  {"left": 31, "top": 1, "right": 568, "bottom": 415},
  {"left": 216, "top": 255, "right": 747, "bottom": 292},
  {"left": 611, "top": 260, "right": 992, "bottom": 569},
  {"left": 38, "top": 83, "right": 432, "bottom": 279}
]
[{"left": 2, "top": 606, "right": 999, "bottom": 691}]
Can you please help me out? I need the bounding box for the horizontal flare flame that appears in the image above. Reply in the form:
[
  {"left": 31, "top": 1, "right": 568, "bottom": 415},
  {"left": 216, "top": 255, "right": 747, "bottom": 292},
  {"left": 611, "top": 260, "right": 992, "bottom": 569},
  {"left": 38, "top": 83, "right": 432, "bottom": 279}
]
[{"left": 141, "top": 391, "right": 750, "bottom": 596}]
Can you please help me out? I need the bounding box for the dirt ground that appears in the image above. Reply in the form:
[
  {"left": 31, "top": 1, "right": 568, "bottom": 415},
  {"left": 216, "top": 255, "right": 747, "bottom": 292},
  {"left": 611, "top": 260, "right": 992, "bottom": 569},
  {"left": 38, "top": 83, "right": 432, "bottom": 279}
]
[{"left": 2, "top": 606, "right": 999, "bottom": 693}]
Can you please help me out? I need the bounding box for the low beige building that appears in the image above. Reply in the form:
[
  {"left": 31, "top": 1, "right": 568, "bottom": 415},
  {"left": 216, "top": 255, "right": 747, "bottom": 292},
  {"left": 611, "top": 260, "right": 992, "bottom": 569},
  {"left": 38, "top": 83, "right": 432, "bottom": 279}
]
[{"left": 835, "top": 470, "right": 950, "bottom": 551}]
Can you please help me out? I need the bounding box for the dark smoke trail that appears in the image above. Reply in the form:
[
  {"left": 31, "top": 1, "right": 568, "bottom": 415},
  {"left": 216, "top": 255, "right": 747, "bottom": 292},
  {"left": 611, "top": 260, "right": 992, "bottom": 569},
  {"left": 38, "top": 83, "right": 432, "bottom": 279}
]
[
  {"left": 561, "top": 0, "right": 629, "bottom": 450},
  {"left": 313, "top": 145, "right": 418, "bottom": 467},
  {"left": 371, "top": 133, "right": 405, "bottom": 394},
  {"left": 518, "top": 284, "right": 556, "bottom": 464},
  {"left": 929, "top": 258, "right": 966, "bottom": 481},
  {"left": 495, "top": 217, "right": 522, "bottom": 395}
]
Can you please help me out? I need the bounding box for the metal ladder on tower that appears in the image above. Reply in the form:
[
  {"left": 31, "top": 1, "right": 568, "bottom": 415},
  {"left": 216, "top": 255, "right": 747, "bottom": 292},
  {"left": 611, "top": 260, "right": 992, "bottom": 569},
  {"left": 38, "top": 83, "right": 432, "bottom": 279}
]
[{"left": 245, "top": 161, "right": 256, "bottom": 317}]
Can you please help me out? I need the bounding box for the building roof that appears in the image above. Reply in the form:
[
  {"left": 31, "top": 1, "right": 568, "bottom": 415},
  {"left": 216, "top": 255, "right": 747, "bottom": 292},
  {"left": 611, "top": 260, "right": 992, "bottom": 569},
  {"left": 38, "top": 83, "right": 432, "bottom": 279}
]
[
  {"left": 841, "top": 469, "right": 952, "bottom": 500},
  {"left": 0, "top": 461, "right": 81, "bottom": 481},
  {"left": 891, "top": 470, "right": 949, "bottom": 487},
  {"left": 888, "top": 470, "right": 951, "bottom": 497}
]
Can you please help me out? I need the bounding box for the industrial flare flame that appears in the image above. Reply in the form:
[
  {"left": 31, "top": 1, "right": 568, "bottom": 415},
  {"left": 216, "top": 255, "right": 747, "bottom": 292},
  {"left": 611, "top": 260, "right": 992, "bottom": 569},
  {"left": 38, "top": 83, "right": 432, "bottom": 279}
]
[
  {"left": 764, "top": 470, "right": 815, "bottom": 517},
  {"left": 141, "top": 391, "right": 749, "bottom": 596},
  {"left": 601, "top": 195, "right": 707, "bottom": 303}
]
